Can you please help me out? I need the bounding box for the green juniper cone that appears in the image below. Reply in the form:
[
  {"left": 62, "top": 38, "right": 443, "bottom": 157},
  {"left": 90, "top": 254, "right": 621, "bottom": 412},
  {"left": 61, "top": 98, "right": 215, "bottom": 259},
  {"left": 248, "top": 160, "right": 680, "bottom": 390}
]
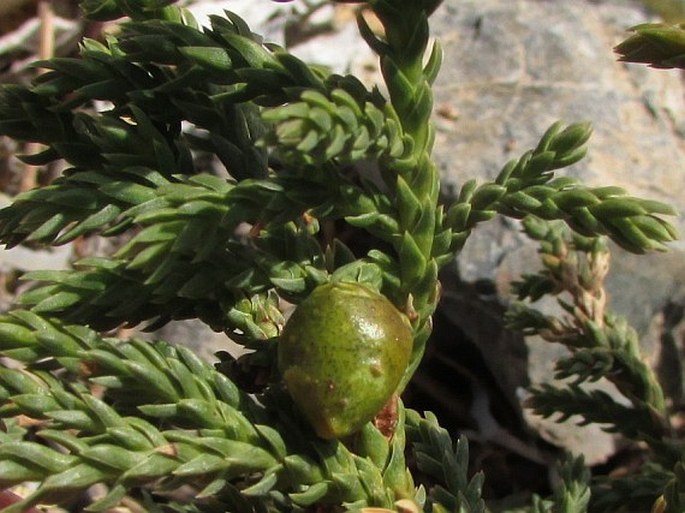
[{"left": 278, "top": 281, "right": 412, "bottom": 439}]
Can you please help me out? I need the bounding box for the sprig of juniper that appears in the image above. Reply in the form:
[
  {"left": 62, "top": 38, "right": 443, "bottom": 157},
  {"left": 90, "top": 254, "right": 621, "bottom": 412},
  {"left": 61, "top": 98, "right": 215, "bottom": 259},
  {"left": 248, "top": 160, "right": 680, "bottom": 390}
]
[
  {"left": 506, "top": 217, "right": 672, "bottom": 454},
  {"left": 0, "top": 311, "right": 414, "bottom": 512},
  {"left": 1, "top": 94, "right": 398, "bottom": 331},
  {"left": 324, "top": 0, "right": 447, "bottom": 391},
  {"left": 9, "top": 184, "right": 330, "bottom": 332},
  {"left": 0, "top": 0, "right": 433, "bottom": 384},
  {"left": 589, "top": 462, "right": 674, "bottom": 513},
  {"left": 523, "top": 455, "right": 591, "bottom": 513},
  {"left": 615, "top": 23, "right": 685, "bottom": 69},
  {"left": 406, "top": 410, "right": 487, "bottom": 513},
  {"left": 505, "top": 217, "right": 682, "bottom": 511},
  {"left": 406, "top": 414, "right": 591, "bottom": 513},
  {"left": 549, "top": 455, "right": 592, "bottom": 513},
  {"left": 446, "top": 122, "right": 677, "bottom": 255}
]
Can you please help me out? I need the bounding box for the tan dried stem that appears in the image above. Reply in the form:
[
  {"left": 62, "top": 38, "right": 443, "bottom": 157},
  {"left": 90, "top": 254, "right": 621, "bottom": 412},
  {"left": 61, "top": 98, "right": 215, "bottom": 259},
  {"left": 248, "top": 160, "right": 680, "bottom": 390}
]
[
  {"left": 538, "top": 237, "right": 611, "bottom": 343},
  {"left": 560, "top": 239, "right": 609, "bottom": 318}
]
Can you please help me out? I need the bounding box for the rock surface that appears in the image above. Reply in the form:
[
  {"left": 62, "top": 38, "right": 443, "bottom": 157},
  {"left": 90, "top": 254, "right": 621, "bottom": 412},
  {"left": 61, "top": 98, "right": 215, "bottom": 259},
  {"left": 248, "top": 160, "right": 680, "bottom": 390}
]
[{"left": 430, "top": 0, "right": 685, "bottom": 464}]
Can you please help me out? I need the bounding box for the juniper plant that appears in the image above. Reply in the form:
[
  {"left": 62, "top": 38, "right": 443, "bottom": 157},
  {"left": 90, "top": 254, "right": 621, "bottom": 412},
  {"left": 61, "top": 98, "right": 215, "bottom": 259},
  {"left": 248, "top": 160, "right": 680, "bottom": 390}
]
[{"left": 0, "top": 1, "right": 680, "bottom": 512}]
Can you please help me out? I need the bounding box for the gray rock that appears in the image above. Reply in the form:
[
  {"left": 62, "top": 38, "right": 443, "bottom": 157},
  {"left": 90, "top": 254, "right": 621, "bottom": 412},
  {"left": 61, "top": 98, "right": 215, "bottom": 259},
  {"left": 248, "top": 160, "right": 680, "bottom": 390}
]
[
  {"left": 147, "top": 319, "right": 238, "bottom": 363},
  {"left": 0, "top": 245, "right": 72, "bottom": 273},
  {"left": 431, "top": 0, "right": 685, "bottom": 463}
]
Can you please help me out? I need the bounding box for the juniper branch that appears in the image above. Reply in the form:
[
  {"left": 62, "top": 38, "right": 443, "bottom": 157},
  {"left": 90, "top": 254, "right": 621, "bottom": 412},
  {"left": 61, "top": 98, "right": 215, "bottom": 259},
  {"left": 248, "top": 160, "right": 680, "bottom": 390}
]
[
  {"left": 262, "top": 87, "right": 407, "bottom": 166},
  {"left": 340, "top": 0, "right": 450, "bottom": 395},
  {"left": 0, "top": 7, "right": 333, "bottom": 173},
  {"left": 11, "top": 168, "right": 402, "bottom": 332},
  {"left": 590, "top": 463, "right": 673, "bottom": 513},
  {"left": 519, "top": 455, "right": 591, "bottom": 513},
  {"left": 526, "top": 384, "right": 664, "bottom": 442},
  {"left": 552, "top": 455, "right": 591, "bottom": 513},
  {"left": 0, "top": 5, "right": 420, "bottom": 339},
  {"left": 509, "top": 218, "right": 667, "bottom": 408},
  {"left": 405, "top": 410, "right": 486, "bottom": 513},
  {"left": 504, "top": 212, "right": 685, "bottom": 511},
  {"left": 506, "top": 217, "right": 673, "bottom": 465},
  {"left": 4, "top": 175, "right": 279, "bottom": 330},
  {"left": 446, "top": 122, "right": 677, "bottom": 255},
  {"left": 0, "top": 312, "right": 410, "bottom": 512},
  {"left": 615, "top": 23, "right": 685, "bottom": 70}
]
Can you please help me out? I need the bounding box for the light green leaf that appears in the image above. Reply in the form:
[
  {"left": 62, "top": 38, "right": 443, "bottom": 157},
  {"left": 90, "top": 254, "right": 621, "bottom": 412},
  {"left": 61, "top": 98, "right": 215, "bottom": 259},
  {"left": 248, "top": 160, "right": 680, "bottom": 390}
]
[
  {"left": 290, "top": 481, "right": 330, "bottom": 507},
  {"left": 41, "top": 462, "right": 113, "bottom": 491},
  {"left": 179, "top": 46, "right": 232, "bottom": 71}
]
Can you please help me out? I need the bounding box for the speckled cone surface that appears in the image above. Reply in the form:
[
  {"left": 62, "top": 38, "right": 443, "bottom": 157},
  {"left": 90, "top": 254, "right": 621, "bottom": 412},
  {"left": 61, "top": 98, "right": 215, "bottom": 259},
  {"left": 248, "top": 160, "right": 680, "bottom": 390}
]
[{"left": 278, "top": 282, "right": 413, "bottom": 439}]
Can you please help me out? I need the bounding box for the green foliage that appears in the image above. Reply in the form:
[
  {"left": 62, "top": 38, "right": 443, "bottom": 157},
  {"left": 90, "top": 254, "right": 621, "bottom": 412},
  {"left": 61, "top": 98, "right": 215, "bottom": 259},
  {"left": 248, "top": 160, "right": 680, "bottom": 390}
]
[
  {"left": 406, "top": 411, "right": 486, "bottom": 513},
  {"left": 446, "top": 122, "right": 677, "bottom": 255},
  {"left": 0, "top": 0, "right": 680, "bottom": 512},
  {"left": 505, "top": 217, "right": 681, "bottom": 510},
  {"left": 615, "top": 22, "right": 685, "bottom": 69},
  {"left": 0, "top": 311, "right": 414, "bottom": 512}
]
